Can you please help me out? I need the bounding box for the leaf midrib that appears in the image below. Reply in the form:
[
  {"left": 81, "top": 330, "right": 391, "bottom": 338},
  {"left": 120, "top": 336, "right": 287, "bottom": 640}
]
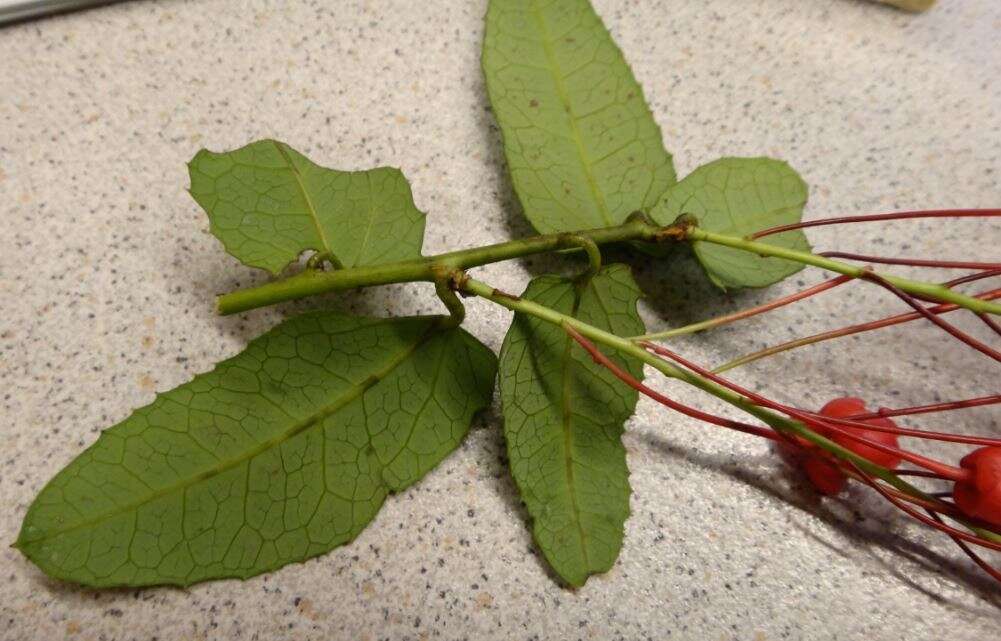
[
  {"left": 559, "top": 280, "right": 590, "bottom": 574},
  {"left": 272, "top": 140, "right": 335, "bottom": 259},
  {"left": 356, "top": 169, "right": 378, "bottom": 268},
  {"left": 527, "top": 1, "right": 613, "bottom": 228},
  {"left": 20, "top": 320, "right": 438, "bottom": 547}
]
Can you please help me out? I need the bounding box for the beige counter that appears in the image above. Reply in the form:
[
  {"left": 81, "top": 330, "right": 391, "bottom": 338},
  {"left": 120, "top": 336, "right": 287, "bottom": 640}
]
[{"left": 1, "top": 0, "right": 999, "bottom": 639}]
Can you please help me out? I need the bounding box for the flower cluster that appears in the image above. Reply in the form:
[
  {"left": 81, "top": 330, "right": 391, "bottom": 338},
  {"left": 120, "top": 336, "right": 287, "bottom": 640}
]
[{"left": 568, "top": 209, "right": 1001, "bottom": 583}]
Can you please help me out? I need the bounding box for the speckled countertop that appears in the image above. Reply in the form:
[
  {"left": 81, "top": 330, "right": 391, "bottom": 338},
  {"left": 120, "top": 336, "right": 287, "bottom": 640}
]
[{"left": 1, "top": 1, "right": 1000, "bottom": 639}]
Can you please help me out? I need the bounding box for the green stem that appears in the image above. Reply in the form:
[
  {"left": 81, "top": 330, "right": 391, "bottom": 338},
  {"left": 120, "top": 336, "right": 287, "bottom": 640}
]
[
  {"left": 563, "top": 233, "right": 602, "bottom": 279},
  {"left": 688, "top": 227, "right": 1001, "bottom": 316},
  {"left": 217, "top": 215, "right": 664, "bottom": 315},
  {"left": 460, "top": 275, "right": 1001, "bottom": 545},
  {"left": 219, "top": 218, "right": 1001, "bottom": 318},
  {"left": 433, "top": 276, "right": 465, "bottom": 327}
]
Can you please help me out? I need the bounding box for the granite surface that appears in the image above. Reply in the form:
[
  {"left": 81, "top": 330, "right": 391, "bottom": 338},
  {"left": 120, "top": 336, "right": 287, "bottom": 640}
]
[{"left": 1, "top": 0, "right": 999, "bottom": 639}]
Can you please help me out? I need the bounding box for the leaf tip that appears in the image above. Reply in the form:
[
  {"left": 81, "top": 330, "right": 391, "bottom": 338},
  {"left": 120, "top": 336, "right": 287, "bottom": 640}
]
[{"left": 186, "top": 147, "right": 210, "bottom": 169}]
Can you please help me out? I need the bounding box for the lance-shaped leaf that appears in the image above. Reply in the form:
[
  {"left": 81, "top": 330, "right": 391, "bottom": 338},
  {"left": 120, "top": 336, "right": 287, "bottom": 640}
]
[
  {"left": 16, "top": 312, "right": 496, "bottom": 588},
  {"left": 652, "top": 157, "right": 810, "bottom": 289},
  {"left": 188, "top": 139, "right": 426, "bottom": 274},
  {"left": 482, "top": 0, "right": 675, "bottom": 233},
  {"left": 498, "top": 264, "right": 643, "bottom": 587}
]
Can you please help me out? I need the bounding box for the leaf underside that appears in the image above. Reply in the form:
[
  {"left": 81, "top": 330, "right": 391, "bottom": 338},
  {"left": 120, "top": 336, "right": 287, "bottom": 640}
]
[
  {"left": 498, "top": 264, "right": 644, "bottom": 587},
  {"left": 188, "top": 139, "right": 426, "bottom": 275},
  {"left": 482, "top": 0, "right": 675, "bottom": 234},
  {"left": 17, "top": 313, "right": 496, "bottom": 588},
  {"left": 652, "top": 157, "right": 811, "bottom": 289}
]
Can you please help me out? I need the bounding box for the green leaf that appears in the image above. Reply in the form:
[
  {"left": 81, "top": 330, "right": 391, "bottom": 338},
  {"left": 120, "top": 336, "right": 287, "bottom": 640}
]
[
  {"left": 482, "top": 0, "right": 675, "bottom": 234},
  {"left": 188, "top": 139, "right": 426, "bottom": 275},
  {"left": 652, "top": 157, "right": 810, "bottom": 289},
  {"left": 497, "top": 264, "right": 643, "bottom": 586},
  {"left": 16, "top": 312, "right": 496, "bottom": 588}
]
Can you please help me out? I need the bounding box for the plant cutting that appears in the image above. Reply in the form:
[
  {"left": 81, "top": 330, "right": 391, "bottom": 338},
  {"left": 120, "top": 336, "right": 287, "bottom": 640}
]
[{"left": 14, "top": 0, "right": 1000, "bottom": 591}]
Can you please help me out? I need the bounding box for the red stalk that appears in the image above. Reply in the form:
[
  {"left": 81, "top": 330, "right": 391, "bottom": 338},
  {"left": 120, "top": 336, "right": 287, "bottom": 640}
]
[
  {"left": 667, "top": 274, "right": 853, "bottom": 334},
  {"left": 817, "top": 252, "right": 1001, "bottom": 271},
  {"left": 859, "top": 271, "right": 1001, "bottom": 363},
  {"left": 894, "top": 469, "right": 951, "bottom": 480},
  {"left": 562, "top": 326, "right": 780, "bottom": 441},
  {"left": 714, "top": 287, "right": 1001, "bottom": 372},
  {"left": 641, "top": 343, "right": 972, "bottom": 482},
  {"left": 944, "top": 269, "right": 1001, "bottom": 287},
  {"left": 750, "top": 209, "right": 1001, "bottom": 240},
  {"left": 926, "top": 509, "right": 1001, "bottom": 583},
  {"left": 796, "top": 408, "right": 1001, "bottom": 447},
  {"left": 977, "top": 312, "right": 1001, "bottom": 338},
  {"left": 847, "top": 394, "right": 1001, "bottom": 421},
  {"left": 837, "top": 470, "right": 966, "bottom": 518},
  {"left": 847, "top": 461, "right": 1001, "bottom": 554}
]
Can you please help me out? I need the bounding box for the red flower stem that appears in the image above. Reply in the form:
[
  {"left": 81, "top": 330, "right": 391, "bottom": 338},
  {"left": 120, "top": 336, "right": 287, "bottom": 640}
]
[
  {"left": 894, "top": 469, "right": 951, "bottom": 479},
  {"left": 641, "top": 342, "right": 971, "bottom": 482},
  {"left": 713, "top": 287, "right": 1001, "bottom": 373},
  {"left": 925, "top": 509, "right": 1001, "bottom": 583},
  {"left": 944, "top": 268, "right": 1001, "bottom": 287},
  {"left": 578, "top": 328, "right": 985, "bottom": 536},
  {"left": 630, "top": 338, "right": 1000, "bottom": 547},
  {"left": 977, "top": 312, "right": 1001, "bottom": 338},
  {"left": 817, "top": 252, "right": 1001, "bottom": 271},
  {"left": 635, "top": 275, "right": 854, "bottom": 341},
  {"left": 860, "top": 271, "right": 1001, "bottom": 363},
  {"left": 563, "top": 325, "right": 780, "bottom": 441},
  {"left": 847, "top": 394, "right": 1001, "bottom": 421},
  {"left": 883, "top": 490, "right": 955, "bottom": 515},
  {"left": 838, "top": 469, "right": 964, "bottom": 517},
  {"left": 794, "top": 408, "right": 1001, "bottom": 447},
  {"left": 750, "top": 209, "right": 1001, "bottom": 240},
  {"left": 846, "top": 461, "right": 1001, "bottom": 553}
]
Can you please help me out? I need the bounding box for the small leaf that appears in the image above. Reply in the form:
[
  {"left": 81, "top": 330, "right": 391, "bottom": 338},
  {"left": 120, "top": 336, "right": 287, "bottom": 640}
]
[
  {"left": 188, "top": 140, "right": 426, "bottom": 274},
  {"left": 498, "top": 264, "right": 643, "bottom": 586},
  {"left": 482, "top": 0, "right": 675, "bottom": 233},
  {"left": 652, "top": 157, "right": 810, "bottom": 289},
  {"left": 17, "top": 312, "right": 496, "bottom": 587}
]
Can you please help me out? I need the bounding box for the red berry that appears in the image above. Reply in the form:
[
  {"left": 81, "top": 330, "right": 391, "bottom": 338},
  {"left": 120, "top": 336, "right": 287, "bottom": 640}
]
[
  {"left": 818, "top": 397, "right": 902, "bottom": 470},
  {"left": 803, "top": 457, "right": 846, "bottom": 495},
  {"left": 953, "top": 446, "right": 1001, "bottom": 527},
  {"left": 795, "top": 397, "right": 903, "bottom": 495},
  {"left": 818, "top": 397, "right": 867, "bottom": 417}
]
